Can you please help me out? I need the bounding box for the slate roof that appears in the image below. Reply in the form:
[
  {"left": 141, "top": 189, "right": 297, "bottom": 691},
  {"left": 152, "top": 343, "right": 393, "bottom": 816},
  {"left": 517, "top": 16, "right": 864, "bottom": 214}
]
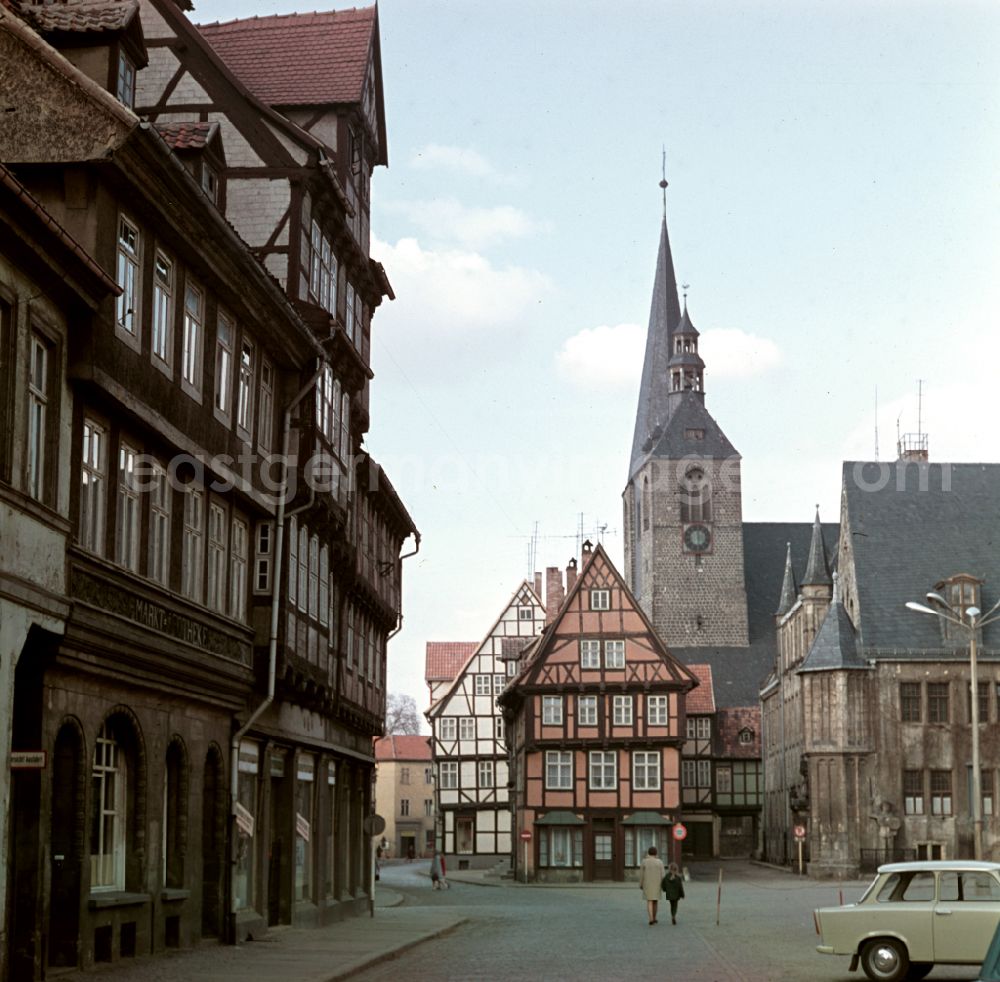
[
  {"left": 198, "top": 6, "right": 375, "bottom": 107},
  {"left": 844, "top": 461, "right": 1000, "bottom": 655},
  {"left": 424, "top": 642, "right": 477, "bottom": 682},
  {"left": 802, "top": 508, "right": 833, "bottom": 586},
  {"left": 799, "top": 576, "right": 867, "bottom": 672},
  {"left": 629, "top": 217, "right": 682, "bottom": 477},
  {"left": 15, "top": 0, "right": 138, "bottom": 34},
  {"left": 154, "top": 120, "right": 218, "bottom": 151},
  {"left": 374, "top": 735, "right": 431, "bottom": 762},
  {"left": 775, "top": 542, "right": 797, "bottom": 616},
  {"left": 673, "top": 520, "right": 839, "bottom": 707},
  {"left": 686, "top": 664, "right": 716, "bottom": 714},
  {"left": 648, "top": 392, "right": 739, "bottom": 461}
]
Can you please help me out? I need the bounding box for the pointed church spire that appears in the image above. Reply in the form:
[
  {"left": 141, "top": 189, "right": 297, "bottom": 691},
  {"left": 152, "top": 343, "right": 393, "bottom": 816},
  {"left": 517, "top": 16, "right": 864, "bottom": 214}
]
[
  {"left": 775, "top": 542, "right": 798, "bottom": 616},
  {"left": 629, "top": 192, "right": 682, "bottom": 477},
  {"left": 802, "top": 506, "right": 832, "bottom": 587}
]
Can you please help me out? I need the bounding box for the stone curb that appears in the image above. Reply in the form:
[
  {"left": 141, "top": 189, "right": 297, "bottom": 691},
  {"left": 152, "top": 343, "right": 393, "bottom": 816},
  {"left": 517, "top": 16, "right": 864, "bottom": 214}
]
[{"left": 326, "top": 919, "right": 468, "bottom": 981}]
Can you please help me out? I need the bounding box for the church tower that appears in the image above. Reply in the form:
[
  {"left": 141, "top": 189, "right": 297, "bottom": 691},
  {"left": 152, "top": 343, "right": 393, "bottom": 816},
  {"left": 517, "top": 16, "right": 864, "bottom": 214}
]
[{"left": 623, "top": 186, "right": 749, "bottom": 647}]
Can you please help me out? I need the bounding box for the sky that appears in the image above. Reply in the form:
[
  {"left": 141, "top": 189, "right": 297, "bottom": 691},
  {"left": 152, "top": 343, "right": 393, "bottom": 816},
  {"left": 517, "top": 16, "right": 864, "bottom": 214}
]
[{"left": 194, "top": 0, "right": 1000, "bottom": 727}]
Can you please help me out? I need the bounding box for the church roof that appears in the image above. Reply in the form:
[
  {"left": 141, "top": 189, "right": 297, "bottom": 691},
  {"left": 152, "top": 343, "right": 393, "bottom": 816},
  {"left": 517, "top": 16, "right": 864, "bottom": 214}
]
[
  {"left": 674, "top": 520, "right": 839, "bottom": 707},
  {"left": 647, "top": 393, "right": 738, "bottom": 461},
  {"left": 802, "top": 507, "right": 833, "bottom": 586},
  {"left": 799, "top": 576, "right": 867, "bottom": 672},
  {"left": 629, "top": 217, "right": 681, "bottom": 477},
  {"left": 844, "top": 461, "right": 1000, "bottom": 655},
  {"left": 775, "top": 542, "right": 797, "bottom": 616}
]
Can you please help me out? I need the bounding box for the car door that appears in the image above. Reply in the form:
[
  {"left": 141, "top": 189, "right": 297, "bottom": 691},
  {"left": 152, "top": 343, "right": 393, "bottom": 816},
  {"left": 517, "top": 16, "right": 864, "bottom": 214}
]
[
  {"left": 885, "top": 871, "right": 936, "bottom": 963},
  {"left": 933, "top": 871, "right": 1000, "bottom": 964}
]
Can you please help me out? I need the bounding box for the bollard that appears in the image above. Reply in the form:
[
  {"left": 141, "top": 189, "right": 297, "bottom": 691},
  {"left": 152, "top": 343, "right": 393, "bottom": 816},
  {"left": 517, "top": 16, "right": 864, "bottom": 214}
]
[{"left": 716, "top": 867, "right": 723, "bottom": 926}]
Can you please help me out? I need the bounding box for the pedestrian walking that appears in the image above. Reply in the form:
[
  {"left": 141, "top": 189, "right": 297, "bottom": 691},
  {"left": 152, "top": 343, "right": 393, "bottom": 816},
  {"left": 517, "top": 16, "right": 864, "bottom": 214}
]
[
  {"left": 430, "top": 851, "right": 449, "bottom": 889},
  {"left": 638, "top": 846, "right": 665, "bottom": 925},
  {"left": 661, "top": 862, "right": 685, "bottom": 924},
  {"left": 406, "top": 843, "right": 415, "bottom": 862}
]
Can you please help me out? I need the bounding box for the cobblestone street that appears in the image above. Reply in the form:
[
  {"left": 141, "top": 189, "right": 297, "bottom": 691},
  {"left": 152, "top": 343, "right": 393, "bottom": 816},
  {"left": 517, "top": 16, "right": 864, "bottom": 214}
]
[{"left": 359, "top": 861, "right": 980, "bottom": 982}]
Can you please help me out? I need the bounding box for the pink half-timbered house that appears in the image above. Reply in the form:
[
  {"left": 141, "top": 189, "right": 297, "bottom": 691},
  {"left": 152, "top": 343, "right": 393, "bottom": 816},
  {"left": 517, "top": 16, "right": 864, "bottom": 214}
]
[{"left": 499, "top": 542, "right": 698, "bottom": 882}]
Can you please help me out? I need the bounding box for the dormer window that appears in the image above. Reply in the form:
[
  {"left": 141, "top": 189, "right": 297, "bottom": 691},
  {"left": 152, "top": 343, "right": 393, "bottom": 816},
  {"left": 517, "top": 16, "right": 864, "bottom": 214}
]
[
  {"left": 738, "top": 728, "right": 754, "bottom": 746},
  {"left": 201, "top": 163, "right": 219, "bottom": 205},
  {"left": 116, "top": 50, "right": 136, "bottom": 109},
  {"left": 934, "top": 574, "right": 983, "bottom": 642}
]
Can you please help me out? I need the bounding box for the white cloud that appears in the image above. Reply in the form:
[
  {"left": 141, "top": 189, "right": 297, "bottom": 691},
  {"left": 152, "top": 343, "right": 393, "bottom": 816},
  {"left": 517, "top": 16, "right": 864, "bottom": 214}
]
[
  {"left": 382, "top": 197, "right": 540, "bottom": 250},
  {"left": 699, "top": 329, "right": 783, "bottom": 379},
  {"left": 372, "top": 234, "right": 550, "bottom": 331},
  {"left": 555, "top": 323, "right": 645, "bottom": 388},
  {"left": 409, "top": 143, "right": 509, "bottom": 182},
  {"left": 555, "top": 323, "right": 782, "bottom": 388}
]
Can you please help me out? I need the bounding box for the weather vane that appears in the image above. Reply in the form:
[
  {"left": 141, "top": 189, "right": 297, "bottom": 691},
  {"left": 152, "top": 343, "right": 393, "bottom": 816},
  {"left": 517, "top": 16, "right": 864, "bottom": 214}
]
[{"left": 659, "top": 146, "right": 668, "bottom": 217}]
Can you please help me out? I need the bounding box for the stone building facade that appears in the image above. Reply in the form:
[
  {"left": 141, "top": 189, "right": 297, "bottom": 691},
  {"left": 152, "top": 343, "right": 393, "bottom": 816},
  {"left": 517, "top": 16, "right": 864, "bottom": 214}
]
[{"left": 374, "top": 736, "right": 435, "bottom": 859}]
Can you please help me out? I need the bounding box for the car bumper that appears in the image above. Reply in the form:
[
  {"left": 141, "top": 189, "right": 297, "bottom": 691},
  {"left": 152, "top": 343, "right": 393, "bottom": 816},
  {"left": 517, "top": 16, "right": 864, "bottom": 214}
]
[{"left": 816, "top": 945, "right": 835, "bottom": 955}]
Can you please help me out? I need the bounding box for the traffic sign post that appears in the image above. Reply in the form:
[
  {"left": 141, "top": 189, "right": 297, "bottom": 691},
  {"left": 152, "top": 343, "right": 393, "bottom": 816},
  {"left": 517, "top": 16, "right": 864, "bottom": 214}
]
[
  {"left": 672, "top": 822, "right": 687, "bottom": 867},
  {"left": 794, "top": 824, "right": 806, "bottom": 876},
  {"left": 519, "top": 829, "right": 531, "bottom": 882}
]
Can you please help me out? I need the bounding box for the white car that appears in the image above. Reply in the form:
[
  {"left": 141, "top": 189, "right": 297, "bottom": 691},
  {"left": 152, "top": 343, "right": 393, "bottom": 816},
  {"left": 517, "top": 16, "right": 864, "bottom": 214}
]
[{"left": 814, "top": 860, "right": 1000, "bottom": 982}]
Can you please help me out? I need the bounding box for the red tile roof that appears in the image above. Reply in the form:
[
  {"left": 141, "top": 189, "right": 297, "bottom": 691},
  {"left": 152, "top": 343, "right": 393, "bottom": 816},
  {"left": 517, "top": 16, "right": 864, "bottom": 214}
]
[
  {"left": 154, "top": 120, "right": 218, "bottom": 151},
  {"left": 685, "top": 664, "right": 716, "bottom": 714},
  {"left": 374, "top": 735, "right": 431, "bottom": 762},
  {"left": 425, "top": 642, "right": 477, "bottom": 682},
  {"left": 197, "top": 6, "right": 375, "bottom": 108},
  {"left": 16, "top": 0, "right": 138, "bottom": 34}
]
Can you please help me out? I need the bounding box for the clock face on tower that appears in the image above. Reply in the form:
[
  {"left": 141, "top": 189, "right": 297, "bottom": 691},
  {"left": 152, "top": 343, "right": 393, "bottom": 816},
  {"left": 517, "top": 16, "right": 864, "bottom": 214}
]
[{"left": 682, "top": 523, "right": 713, "bottom": 554}]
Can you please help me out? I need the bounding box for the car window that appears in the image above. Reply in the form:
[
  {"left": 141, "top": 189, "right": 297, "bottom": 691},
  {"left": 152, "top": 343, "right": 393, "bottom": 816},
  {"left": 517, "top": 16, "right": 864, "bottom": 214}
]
[
  {"left": 940, "top": 872, "right": 959, "bottom": 901},
  {"left": 876, "top": 873, "right": 903, "bottom": 902},
  {"left": 959, "top": 872, "right": 1000, "bottom": 901},
  {"left": 858, "top": 874, "right": 882, "bottom": 904},
  {"left": 901, "top": 872, "right": 936, "bottom": 901}
]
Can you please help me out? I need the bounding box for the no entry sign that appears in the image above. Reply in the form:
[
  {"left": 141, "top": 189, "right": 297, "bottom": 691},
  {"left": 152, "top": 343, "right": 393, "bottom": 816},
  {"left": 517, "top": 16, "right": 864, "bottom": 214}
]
[
  {"left": 794, "top": 824, "right": 807, "bottom": 840},
  {"left": 519, "top": 830, "right": 532, "bottom": 841},
  {"left": 672, "top": 823, "right": 687, "bottom": 841}
]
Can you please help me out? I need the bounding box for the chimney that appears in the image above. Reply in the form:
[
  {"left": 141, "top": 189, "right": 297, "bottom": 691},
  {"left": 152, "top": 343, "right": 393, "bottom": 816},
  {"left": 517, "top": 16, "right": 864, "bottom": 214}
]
[
  {"left": 545, "top": 566, "right": 564, "bottom": 625},
  {"left": 581, "top": 539, "right": 594, "bottom": 564},
  {"left": 534, "top": 571, "right": 542, "bottom": 600},
  {"left": 566, "top": 557, "right": 578, "bottom": 594}
]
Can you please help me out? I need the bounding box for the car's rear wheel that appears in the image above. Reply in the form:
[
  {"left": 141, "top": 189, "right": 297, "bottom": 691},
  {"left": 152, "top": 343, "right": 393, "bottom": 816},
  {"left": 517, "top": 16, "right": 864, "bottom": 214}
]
[
  {"left": 860, "top": 938, "right": 910, "bottom": 982},
  {"left": 906, "top": 965, "right": 932, "bottom": 981}
]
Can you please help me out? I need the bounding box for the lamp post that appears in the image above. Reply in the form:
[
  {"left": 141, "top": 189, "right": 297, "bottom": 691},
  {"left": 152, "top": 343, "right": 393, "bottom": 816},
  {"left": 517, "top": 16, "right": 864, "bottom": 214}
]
[{"left": 906, "top": 593, "right": 1000, "bottom": 861}]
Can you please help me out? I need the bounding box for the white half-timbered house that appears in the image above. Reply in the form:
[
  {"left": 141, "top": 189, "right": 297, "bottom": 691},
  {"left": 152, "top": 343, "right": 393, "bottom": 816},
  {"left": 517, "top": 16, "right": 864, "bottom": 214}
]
[
  {"left": 425, "top": 582, "right": 545, "bottom": 869},
  {"left": 499, "top": 542, "right": 699, "bottom": 883}
]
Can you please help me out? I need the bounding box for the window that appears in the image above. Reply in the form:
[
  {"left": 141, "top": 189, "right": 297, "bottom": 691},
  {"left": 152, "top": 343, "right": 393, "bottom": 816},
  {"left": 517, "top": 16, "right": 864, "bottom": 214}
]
[
  {"left": 400, "top": 798, "right": 409, "bottom": 816},
  {"left": 941, "top": 870, "right": 1000, "bottom": 902},
  {"left": 900, "top": 682, "right": 921, "bottom": 722},
  {"left": 542, "top": 696, "right": 563, "bottom": 725},
  {"left": 901, "top": 872, "right": 936, "bottom": 901},
  {"left": 590, "top": 589, "right": 610, "bottom": 611},
  {"left": 494, "top": 716, "right": 504, "bottom": 741},
  {"left": 647, "top": 695, "right": 669, "bottom": 725},
  {"left": 340, "top": 391, "right": 350, "bottom": 462},
  {"left": 613, "top": 695, "right": 633, "bottom": 726},
  {"left": 928, "top": 683, "right": 949, "bottom": 723},
  {"left": 115, "top": 444, "right": 140, "bottom": 571},
  {"left": 235, "top": 741, "right": 258, "bottom": 910},
  {"left": 459, "top": 717, "right": 475, "bottom": 740},
  {"left": 308, "top": 535, "right": 319, "bottom": 619},
  {"left": 214, "top": 312, "right": 234, "bottom": 419},
  {"left": 903, "top": 769, "right": 924, "bottom": 815},
  {"left": 716, "top": 766, "right": 732, "bottom": 794},
  {"left": 297, "top": 524, "right": 308, "bottom": 611},
  {"left": 400, "top": 767, "right": 410, "bottom": 785},
  {"left": 287, "top": 516, "right": 298, "bottom": 604},
  {"left": 493, "top": 674, "right": 505, "bottom": 694},
  {"left": 116, "top": 216, "right": 140, "bottom": 338},
  {"left": 152, "top": 252, "right": 173, "bottom": 366},
  {"left": 345, "top": 282, "right": 356, "bottom": 343},
  {"left": 424, "top": 799, "right": 433, "bottom": 817},
  {"left": 605, "top": 640, "right": 625, "bottom": 669},
  {"left": 539, "top": 827, "right": 583, "bottom": 868},
  {"left": 579, "top": 639, "right": 600, "bottom": 669},
  {"left": 633, "top": 751, "right": 661, "bottom": 790},
  {"left": 696, "top": 759, "right": 711, "bottom": 786},
  {"left": 738, "top": 728, "right": 754, "bottom": 746},
  {"left": 518, "top": 607, "right": 533, "bottom": 620},
  {"left": 686, "top": 716, "right": 711, "bottom": 740},
  {"left": 475, "top": 675, "right": 491, "bottom": 695},
  {"left": 545, "top": 751, "right": 572, "bottom": 789},
  {"left": 230, "top": 517, "right": 248, "bottom": 620},
  {"left": 236, "top": 337, "right": 254, "bottom": 438},
  {"left": 148, "top": 463, "right": 170, "bottom": 586},
  {"left": 625, "top": 827, "right": 669, "bottom": 868},
  {"left": 681, "top": 760, "right": 697, "bottom": 788},
  {"left": 295, "top": 755, "right": 314, "bottom": 901},
  {"left": 967, "top": 682, "right": 989, "bottom": 723},
  {"left": 968, "top": 766, "right": 995, "bottom": 817},
  {"left": 578, "top": 695, "right": 597, "bottom": 726},
  {"left": 680, "top": 467, "right": 711, "bottom": 522},
  {"left": 478, "top": 760, "right": 494, "bottom": 788},
  {"left": 439, "top": 718, "right": 456, "bottom": 741},
  {"left": 316, "top": 364, "right": 336, "bottom": 442},
  {"left": 255, "top": 522, "right": 272, "bottom": 593},
  {"left": 181, "top": 281, "right": 203, "bottom": 392},
  {"left": 589, "top": 751, "right": 616, "bottom": 790},
  {"left": 439, "top": 761, "right": 458, "bottom": 789},
  {"left": 91, "top": 723, "right": 125, "bottom": 890},
  {"left": 27, "top": 334, "right": 49, "bottom": 501},
  {"left": 319, "top": 546, "right": 329, "bottom": 626},
  {"left": 424, "top": 767, "right": 432, "bottom": 784},
  {"left": 181, "top": 488, "right": 204, "bottom": 601},
  {"left": 116, "top": 49, "right": 135, "bottom": 108},
  {"left": 930, "top": 770, "right": 952, "bottom": 815},
  {"left": 80, "top": 419, "right": 106, "bottom": 554},
  {"left": 207, "top": 502, "right": 227, "bottom": 613},
  {"left": 258, "top": 359, "right": 274, "bottom": 453}
]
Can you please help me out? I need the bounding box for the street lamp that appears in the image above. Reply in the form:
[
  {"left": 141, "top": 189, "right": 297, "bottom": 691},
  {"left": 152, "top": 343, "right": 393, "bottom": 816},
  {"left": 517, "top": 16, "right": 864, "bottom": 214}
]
[{"left": 905, "top": 592, "right": 1000, "bottom": 861}]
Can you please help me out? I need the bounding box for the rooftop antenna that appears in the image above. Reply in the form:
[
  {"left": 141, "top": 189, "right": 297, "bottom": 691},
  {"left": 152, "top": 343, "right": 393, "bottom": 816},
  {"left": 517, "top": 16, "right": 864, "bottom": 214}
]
[
  {"left": 659, "top": 146, "right": 668, "bottom": 220},
  {"left": 528, "top": 521, "right": 539, "bottom": 577},
  {"left": 896, "top": 380, "right": 929, "bottom": 462}
]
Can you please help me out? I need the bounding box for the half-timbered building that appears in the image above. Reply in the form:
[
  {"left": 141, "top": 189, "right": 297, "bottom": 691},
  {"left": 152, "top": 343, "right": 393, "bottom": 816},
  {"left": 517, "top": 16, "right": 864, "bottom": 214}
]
[
  {"left": 426, "top": 581, "right": 545, "bottom": 869},
  {"left": 499, "top": 542, "right": 698, "bottom": 882},
  {"left": 1, "top": 1, "right": 415, "bottom": 976}
]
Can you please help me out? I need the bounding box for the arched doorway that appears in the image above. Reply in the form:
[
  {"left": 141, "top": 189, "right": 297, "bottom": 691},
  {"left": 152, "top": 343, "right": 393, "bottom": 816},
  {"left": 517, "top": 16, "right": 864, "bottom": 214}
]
[{"left": 49, "top": 720, "right": 85, "bottom": 969}]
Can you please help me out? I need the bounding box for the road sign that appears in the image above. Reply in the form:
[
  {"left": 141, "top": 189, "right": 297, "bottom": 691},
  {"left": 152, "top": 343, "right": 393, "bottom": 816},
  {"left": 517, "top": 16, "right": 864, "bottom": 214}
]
[
  {"left": 794, "top": 824, "right": 807, "bottom": 840},
  {"left": 10, "top": 751, "right": 46, "bottom": 769},
  {"left": 519, "top": 830, "right": 532, "bottom": 841},
  {"left": 673, "top": 823, "right": 687, "bottom": 841},
  {"left": 364, "top": 814, "right": 386, "bottom": 837}
]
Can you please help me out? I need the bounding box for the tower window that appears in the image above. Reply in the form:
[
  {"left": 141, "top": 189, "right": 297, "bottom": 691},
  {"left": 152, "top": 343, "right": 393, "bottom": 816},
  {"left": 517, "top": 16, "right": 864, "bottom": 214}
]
[
  {"left": 684, "top": 428, "right": 705, "bottom": 441},
  {"left": 680, "top": 467, "right": 712, "bottom": 522}
]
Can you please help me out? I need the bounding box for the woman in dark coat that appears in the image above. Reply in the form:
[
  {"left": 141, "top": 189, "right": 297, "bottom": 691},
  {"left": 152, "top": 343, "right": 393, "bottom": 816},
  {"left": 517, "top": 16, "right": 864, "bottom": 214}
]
[
  {"left": 638, "top": 846, "right": 665, "bottom": 925},
  {"left": 661, "top": 862, "right": 685, "bottom": 924}
]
